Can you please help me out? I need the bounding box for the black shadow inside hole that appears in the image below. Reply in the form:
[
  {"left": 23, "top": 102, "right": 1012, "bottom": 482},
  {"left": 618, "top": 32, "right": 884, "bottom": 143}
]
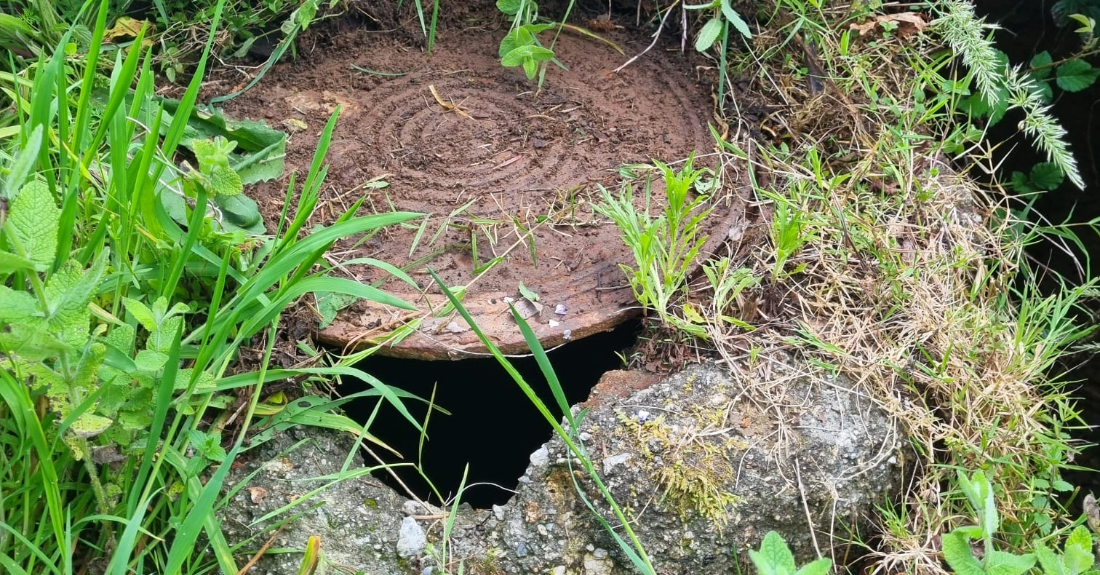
[{"left": 339, "top": 318, "right": 641, "bottom": 508}]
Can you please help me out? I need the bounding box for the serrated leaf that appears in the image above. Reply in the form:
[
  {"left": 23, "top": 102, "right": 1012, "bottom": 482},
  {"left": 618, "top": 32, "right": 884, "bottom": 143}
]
[
  {"left": 720, "top": 0, "right": 752, "bottom": 39},
  {"left": 1034, "top": 542, "right": 1065, "bottom": 575},
  {"left": 1010, "top": 171, "right": 1034, "bottom": 193},
  {"left": 73, "top": 342, "right": 105, "bottom": 392},
  {"left": 70, "top": 412, "right": 113, "bottom": 438},
  {"left": 134, "top": 349, "right": 169, "bottom": 372},
  {"left": 1065, "top": 525, "right": 1095, "bottom": 574},
  {"left": 316, "top": 291, "right": 359, "bottom": 328},
  {"left": 43, "top": 253, "right": 107, "bottom": 348},
  {"left": 0, "top": 285, "right": 38, "bottom": 322},
  {"left": 5, "top": 124, "right": 43, "bottom": 200},
  {"left": 1033, "top": 79, "right": 1053, "bottom": 104},
  {"left": 0, "top": 250, "right": 36, "bottom": 273},
  {"left": 1056, "top": 60, "right": 1100, "bottom": 92},
  {"left": 985, "top": 550, "right": 1036, "bottom": 575},
  {"left": 942, "top": 530, "right": 986, "bottom": 575},
  {"left": 695, "top": 17, "right": 724, "bottom": 52},
  {"left": 149, "top": 315, "right": 182, "bottom": 354},
  {"left": 8, "top": 180, "right": 60, "bottom": 269},
  {"left": 1031, "top": 51, "right": 1053, "bottom": 79},
  {"left": 1030, "top": 162, "right": 1065, "bottom": 190},
  {"left": 207, "top": 164, "right": 243, "bottom": 197},
  {"left": 123, "top": 298, "right": 158, "bottom": 331}
]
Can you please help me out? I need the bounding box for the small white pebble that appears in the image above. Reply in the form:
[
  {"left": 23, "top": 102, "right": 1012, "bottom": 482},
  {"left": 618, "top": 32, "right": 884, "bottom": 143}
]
[
  {"left": 554, "top": 304, "right": 567, "bottom": 315},
  {"left": 563, "top": 329, "right": 572, "bottom": 340},
  {"left": 637, "top": 410, "right": 650, "bottom": 421},
  {"left": 503, "top": 296, "right": 514, "bottom": 304},
  {"left": 549, "top": 319, "right": 559, "bottom": 327}
]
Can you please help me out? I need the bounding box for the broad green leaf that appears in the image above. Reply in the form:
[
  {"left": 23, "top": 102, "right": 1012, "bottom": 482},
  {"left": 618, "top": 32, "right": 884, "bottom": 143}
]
[
  {"left": 496, "top": 0, "right": 521, "bottom": 15},
  {"left": 1031, "top": 78, "right": 1053, "bottom": 104},
  {"left": 1030, "top": 162, "right": 1065, "bottom": 190},
  {"left": 502, "top": 44, "right": 555, "bottom": 67},
  {"left": 134, "top": 349, "right": 169, "bottom": 372},
  {"left": 4, "top": 124, "right": 43, "bottom": 200},
  {"left": 695, "top": 17, "right": 724, "bottom": 52},
  {"left": 499, "top": 27, "right": 535, "bottom": 58},
  {"left": 942, "top": 530, "right": 985, "bottom": 575},
  {"left": 1010, "top": 171, "right": 1034, "bottom": 193},
  {"left": 123, "top": 297, "right": 158, "bottom": 331},
  {"left": 8, "top": 180, "right": 60, "bottom": 269},
  {"left": 1065, "top": 525, "right": 1095, "bottom": 574},
  {"left": 0, "top": 285, "right": 38, "bottom": 322},
  {"left": 1056, "top": 60, "right": 1100, "bottom": 92},
  {"left": 1033, "top": 542, "right": 1064, "bottom": 575},
  {"left": 70, "top": 412, "right": 113, "bottom": 439},
  {"left": 720, "top": 0, "right": 752, "bottom": 38},
  {"left": 43, "top": 253, "right": 108, "bottom": 348},
  {"left": 795, "top": 558, "right": 832, "bottom": 575},
  {"left": 1030, "top": 51, "right": 1053, "bottom": 79},
  {"left": 316, "top": 291, "right": 359, "bottom": 328},
  {"left": 0, "top": 251, "right": 35, "bottom": 273},
  {"left": 749, "top": 531, "right": 797, "bottom": 575},
  {"left": 985, "top": 550, "right": 1036, "bottom": 575},
  {"left": 523, "top": 57, "right": 537, "bottom": 79},
  {"left": 216, "top": 193, "right": 265, "bottom": 233},
  {"left": 207, "top": 164, "right": 244, "bottom": 197}
]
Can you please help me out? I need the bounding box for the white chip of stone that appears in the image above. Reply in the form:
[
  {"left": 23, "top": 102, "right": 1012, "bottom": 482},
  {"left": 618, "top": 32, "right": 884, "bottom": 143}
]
[
  {"left": 529, "top": 445, "right": 550, "bottom": 467},
  {"left": 396, "top": 517, "right": 427, "bottom": 558}
]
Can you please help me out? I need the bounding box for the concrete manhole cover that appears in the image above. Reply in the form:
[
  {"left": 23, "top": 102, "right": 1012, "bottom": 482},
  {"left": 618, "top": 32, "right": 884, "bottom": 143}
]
[{"left": 223, "top": 17, "right": 739, "bottom": 359}]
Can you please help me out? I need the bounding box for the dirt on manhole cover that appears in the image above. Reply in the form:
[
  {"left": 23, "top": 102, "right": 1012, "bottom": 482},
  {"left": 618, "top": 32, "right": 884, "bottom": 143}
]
[{"left": 220, "top": 13, "right": 740, "bottom": 359}]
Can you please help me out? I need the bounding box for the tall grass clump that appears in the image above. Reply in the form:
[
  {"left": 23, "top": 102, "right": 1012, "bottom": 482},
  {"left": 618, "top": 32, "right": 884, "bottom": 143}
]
[{"left": 0, "top": 0, "right": 420, "bottom": 572}]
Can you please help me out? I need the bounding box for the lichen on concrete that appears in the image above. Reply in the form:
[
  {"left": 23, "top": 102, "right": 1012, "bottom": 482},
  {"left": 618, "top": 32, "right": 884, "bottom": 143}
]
[{"left": 219, "top": 359, "right": 907, "bottom": 574}]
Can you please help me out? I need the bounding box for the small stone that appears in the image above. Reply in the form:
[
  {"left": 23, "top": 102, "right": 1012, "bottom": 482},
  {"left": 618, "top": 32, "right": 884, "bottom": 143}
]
[
  {"left": 554, "top": 304, "right": 567, "bottom": 315},
  {"left": 532, "top": 138, "right": 548, "bottom": 149},
  {"left": 552, "top": 567, "right": 567, "bottom": 575},
  {"left": 493, "top": 504, "right": 506, "bottom": 521},
  {"left": 549, "top": 319, "right": 560, "bottom": 327},
  {"left": 516, "top": 542, "right": 528, "bottom": 557},
  {"left": 529, "top": 446, "right": 550, "bottom": 467},
  {"left": 563, "top": 329, "right": 572, "bottom": 340},
  {"left": 537, "top": 524, "right": 547, "bottom": 536},
  {"left": 396, "top": 517, "right": 426, "bottom": 558},
  {"left": 593, "top": 548, "right": 608, "bottom": 559},
  {"left": 602, "top": 453, "right": 630, "bottom": 474}
]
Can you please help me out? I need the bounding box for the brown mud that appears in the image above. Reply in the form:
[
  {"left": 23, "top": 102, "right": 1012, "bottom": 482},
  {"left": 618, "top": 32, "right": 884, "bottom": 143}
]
[{"left": 218, "top": 6, "right": 742, "bottom": 359}]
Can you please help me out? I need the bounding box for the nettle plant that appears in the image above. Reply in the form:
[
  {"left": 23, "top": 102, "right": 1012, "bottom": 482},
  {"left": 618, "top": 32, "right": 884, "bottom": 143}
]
[{"left": 944, "top": 470, "right": 1100, "bottom": 575}]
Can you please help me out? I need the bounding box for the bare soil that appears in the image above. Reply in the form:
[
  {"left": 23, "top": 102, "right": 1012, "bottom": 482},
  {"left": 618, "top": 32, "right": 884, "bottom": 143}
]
[{"left": 218, "top": 7, "right": 741, "bottom": 359}]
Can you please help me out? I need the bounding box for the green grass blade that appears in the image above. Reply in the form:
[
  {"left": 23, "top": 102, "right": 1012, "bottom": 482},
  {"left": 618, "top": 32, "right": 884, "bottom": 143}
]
[
  {"left": 0, "top": 369, "right": 65, "bottom": 558},
  {"left": 510, "top": 303, "right": 572, "bottom": 426},
  {"left": 161, "top": 445, "right": 240, "bottom": 575}
]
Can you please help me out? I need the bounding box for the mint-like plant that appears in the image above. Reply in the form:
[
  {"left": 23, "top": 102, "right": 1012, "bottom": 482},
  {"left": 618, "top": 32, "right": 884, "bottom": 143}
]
[
  {"left": 496, "top": 0, "right": 559, "bottom": 80},
  {"left": 942, "top": 470, "right": 1037, "bottom": 575},
  {"left": 1034, "top": 525, "right": 1100, "bottom": 575},
  {"left": 749, "top": 531, "right": 832, "bottom": 575}
]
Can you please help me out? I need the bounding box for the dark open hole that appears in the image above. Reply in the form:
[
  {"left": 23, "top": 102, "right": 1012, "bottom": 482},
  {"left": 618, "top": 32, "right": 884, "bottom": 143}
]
[{"left": 339, "top": 318, "right": 642, "bottom": 508}]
